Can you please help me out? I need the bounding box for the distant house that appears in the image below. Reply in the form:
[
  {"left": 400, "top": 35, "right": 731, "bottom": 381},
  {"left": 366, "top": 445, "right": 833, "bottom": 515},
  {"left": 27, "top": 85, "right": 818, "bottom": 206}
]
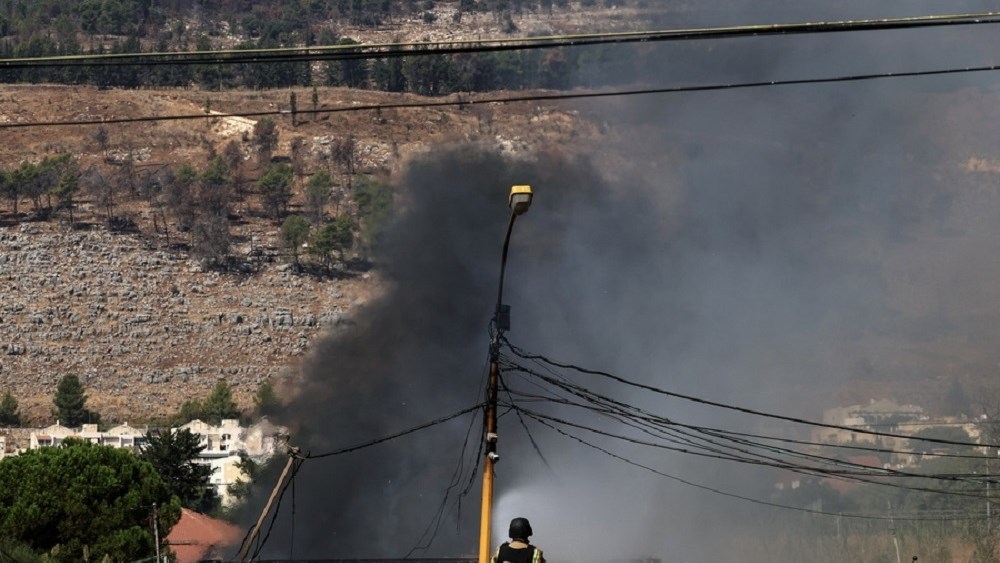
[
  {"left": 28, "top": 422, "right": 149, "bottom": 450},
  {"left": 29, "top": 422, "right": 76, "bottom": 449},
  {"left": 16, "top": 418, "right": 286, "bottom": 507},
  {"left": 178, "top": 418, "right": 288, "bottom": 506},
  {"left": 102, "top": 422, "right": 148, "bottom": 448},
  {"left": 813, "top": 399, "right": 925, "bottom": 446},
  {"left": 179, "top": 419, "right": 242, "bottom": 455},
  {"left": 812, "top": 398, "right": 989, "bottom": 468}
]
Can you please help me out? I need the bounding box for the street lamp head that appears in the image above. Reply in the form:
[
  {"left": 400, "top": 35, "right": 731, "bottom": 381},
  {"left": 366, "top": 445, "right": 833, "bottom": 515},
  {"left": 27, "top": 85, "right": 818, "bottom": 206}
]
[{"left": 508, "top": 185, "right": 533, "bottom": 215}]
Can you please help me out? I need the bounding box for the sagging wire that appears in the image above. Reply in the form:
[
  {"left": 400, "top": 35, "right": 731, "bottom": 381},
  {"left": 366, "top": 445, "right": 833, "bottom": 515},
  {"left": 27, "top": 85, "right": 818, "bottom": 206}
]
[
  {"left": 403, "top": 399, "right": 484, "bottom": 558},
  {"left": 503, "top": 351, "right": 992, "bottom": 462},
  {"left": 5, "top": 13, "right": 1000, "bottom": 68},
  {"left": 499, "top": 371, "right": 554, "bottom": 473},
  {"left": 305, "top": 404, "right": 484, "bottom": 460},
  {"left": 502, "top": 338, "right": 998, "bottom": 451},
  {"left": 500, "top": 366, "right": 999, "bottom": 489},
  {"left": 509, "top": 402, "right": 995, "bottom": 499},
  {"left": 288, "top": 461, "right": 297, "bottom": 562},
  {"left": 517, "top": 408, "right": 991, "bottom": 522},
  {"left": 249, "top": 456, "right": 305, "bottom": 561},
  {"left": 496, "top": 352, "right": 1000, "bottom": 495}
]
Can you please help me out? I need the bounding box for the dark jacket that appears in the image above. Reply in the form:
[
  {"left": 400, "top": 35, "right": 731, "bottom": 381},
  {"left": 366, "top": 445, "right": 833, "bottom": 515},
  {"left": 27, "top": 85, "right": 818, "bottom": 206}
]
[{"left": 491, "top": 540, "right": 545, "bottom": 563}]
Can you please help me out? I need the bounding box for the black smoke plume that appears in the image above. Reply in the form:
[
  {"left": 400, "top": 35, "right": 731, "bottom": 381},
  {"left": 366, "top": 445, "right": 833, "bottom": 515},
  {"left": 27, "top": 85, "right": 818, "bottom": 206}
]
[{"left": 241, "top": 4, "right": 1000, "bottom": 560}]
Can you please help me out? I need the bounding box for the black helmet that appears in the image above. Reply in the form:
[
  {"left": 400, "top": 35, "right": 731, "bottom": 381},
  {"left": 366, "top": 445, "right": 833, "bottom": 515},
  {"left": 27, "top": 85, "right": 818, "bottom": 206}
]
[{"left": 508, "top": 517, "right": 532, "bottom": 540}]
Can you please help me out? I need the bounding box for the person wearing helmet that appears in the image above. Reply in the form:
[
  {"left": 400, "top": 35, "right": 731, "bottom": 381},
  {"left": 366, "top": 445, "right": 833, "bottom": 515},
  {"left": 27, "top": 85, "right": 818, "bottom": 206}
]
[{"left": 491, "top": 517, "right": 545, "bottom": 563}]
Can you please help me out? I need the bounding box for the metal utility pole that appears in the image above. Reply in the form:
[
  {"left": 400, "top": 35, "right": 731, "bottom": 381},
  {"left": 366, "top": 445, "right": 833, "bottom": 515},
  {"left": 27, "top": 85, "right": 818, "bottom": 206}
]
[{"left": 478, "top": 186, "right": 533, "bottom": 563}]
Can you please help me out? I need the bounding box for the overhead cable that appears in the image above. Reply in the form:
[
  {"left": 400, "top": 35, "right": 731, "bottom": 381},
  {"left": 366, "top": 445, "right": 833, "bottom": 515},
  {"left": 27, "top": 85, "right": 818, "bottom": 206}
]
[
  {"left": 305, "top": 403, "right": 483, "bottom": 459},
  {"left": 3, "top": 12, "right": 1000, "bottom": 67},
  {"left": 504, "top": 340, "right": 997, "bottom": 450},
  {"left": 6, "top": 59, "right": 1000, "bottom": 131},
  {"left": 507, "top": 400, "right": 995, "bottom": 499},
  {"left": 521, "top": 410, "right": 990, "bottom": 522}
]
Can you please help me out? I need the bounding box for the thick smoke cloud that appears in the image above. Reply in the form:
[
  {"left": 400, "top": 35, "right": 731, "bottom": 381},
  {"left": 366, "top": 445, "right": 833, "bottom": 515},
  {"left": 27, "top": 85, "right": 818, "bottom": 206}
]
[{"left": 244, "top": 4, "right": 1000, "bottom": 561}]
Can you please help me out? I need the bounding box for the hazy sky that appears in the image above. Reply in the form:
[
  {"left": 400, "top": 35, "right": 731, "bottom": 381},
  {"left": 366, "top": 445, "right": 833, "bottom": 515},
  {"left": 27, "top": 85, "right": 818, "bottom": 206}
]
[{"left": 243, "top": 4, "right": 1000, "bottom": 560}]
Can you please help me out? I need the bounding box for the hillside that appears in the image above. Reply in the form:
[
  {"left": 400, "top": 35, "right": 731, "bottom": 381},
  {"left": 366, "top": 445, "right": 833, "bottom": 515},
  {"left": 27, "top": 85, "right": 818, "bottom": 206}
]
[
  {"left": 0, "top": 0, "right": 651, "bottom": 424},
  {"left": 4, "top": 1, "right": 1000, "bottom": 428},
  {"left": 0, "top": 83, "right": 603, "bottom": 424}
]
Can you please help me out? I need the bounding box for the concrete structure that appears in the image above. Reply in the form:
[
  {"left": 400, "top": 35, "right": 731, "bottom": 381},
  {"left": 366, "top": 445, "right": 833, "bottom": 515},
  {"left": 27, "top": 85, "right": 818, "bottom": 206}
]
[
  {"left": 810, "top": 399, "right": 988, "bottom": 469},
  {"left": 13, "top": 417, "right": 286, "bottom": 508},
  {"left": 178, "top": 418, "right": 288, "bottom": 506},
  {"left": 27, "top": 421, "right": 149, "bottom": 450},
  {"left": 29, "top": 422, "right": 76, "bottom": 449},
  {"left": 812, "top": 399, "right": 925, "bottom": 446}
]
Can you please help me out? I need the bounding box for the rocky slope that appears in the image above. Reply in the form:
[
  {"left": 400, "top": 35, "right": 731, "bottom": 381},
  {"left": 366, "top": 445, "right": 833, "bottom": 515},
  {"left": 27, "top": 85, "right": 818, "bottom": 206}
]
[
  {"left": 0, "top": 220, "right": 373, "bottom": 423},
  {"left": 0, "top": 76, "right": 603, "bottom": 424}
]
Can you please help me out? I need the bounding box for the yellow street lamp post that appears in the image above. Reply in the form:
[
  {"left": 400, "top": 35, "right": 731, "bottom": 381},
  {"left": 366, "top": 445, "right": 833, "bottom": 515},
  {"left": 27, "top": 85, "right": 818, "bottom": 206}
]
[{"left": 479, "top": 185, "right": 533, "bottom": 563}]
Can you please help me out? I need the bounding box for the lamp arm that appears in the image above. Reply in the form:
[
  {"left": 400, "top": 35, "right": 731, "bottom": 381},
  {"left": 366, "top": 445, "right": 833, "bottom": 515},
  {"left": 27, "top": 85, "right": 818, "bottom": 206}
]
[{"left": 494, "top": 213, "right": 517, "bottom": 325}]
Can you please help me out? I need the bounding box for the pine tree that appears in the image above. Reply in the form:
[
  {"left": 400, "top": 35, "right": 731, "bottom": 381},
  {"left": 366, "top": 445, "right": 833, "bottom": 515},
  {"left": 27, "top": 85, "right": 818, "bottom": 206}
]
[
  {"left": 52, "top": 374, "right": 99, "bottom": 427},
  {"left": 253, "top": 380, "right": 280, "bottom": 417},
  {"left": 0, "top": 391, "right": 21, "bottom": 427},
  {"left": 139, "top": 429, "right": 216, "bottom": 511},
  {"left": 202, "top": 381, "right": 240, "bottom": 425}
]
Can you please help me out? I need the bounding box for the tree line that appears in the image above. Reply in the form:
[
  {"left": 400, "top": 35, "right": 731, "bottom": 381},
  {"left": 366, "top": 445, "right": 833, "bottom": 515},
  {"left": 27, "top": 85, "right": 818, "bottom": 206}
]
[
  {"left": 0, "top": 375, "right": 283, "bottom": 561},
  {"left": 0, "top": 118, "right": 395, "bottom": 271},
  {"left": 0, "top": 34, "right": 645, "bottom": 93},
  {"left": 0, "top": 373, "right": 279, "bottom": 429},
  {"left": 0, "top": 0, "right": 648, "bottom": 93},
  {"left": 0, "top": 0, "right": 583, "bottom": 42}
]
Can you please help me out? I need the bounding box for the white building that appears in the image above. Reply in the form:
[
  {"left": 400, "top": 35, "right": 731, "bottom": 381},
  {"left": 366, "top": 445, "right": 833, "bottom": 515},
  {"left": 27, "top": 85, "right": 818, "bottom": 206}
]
[
  {"left": 178, "top": 418, "right": 288, "bottom": 506},
  {"left": 18, "top": 417, "right": 286, "bottom": 508},
  {"left": 28, "top": 422, "right": 149, "bottom": 450},
  {"left": 29, "top": 422, "right": 76, "bottom": 449}
]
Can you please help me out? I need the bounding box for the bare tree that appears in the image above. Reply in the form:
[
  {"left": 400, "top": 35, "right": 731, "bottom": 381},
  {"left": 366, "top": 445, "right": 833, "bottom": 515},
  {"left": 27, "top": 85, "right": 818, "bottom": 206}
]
[
  {"left": 198, "top": 156, "right": 232, "bottom": 220},
  {"left": 331, "top": 135, "right": 357, "bottom": 187},
  {"left": 91, "top": 126, "right": 109, "bottom": 158},
  {"left": 222, "top": 141, "right": 246, "bottom": 206},
  {"left": 81, "top": 166, "right": 114, "bottom": 221},
  {"left": 139, "top": 167, "right": 171, "bottom": 242},
  {"left": 164, "top": 164, "right": 198, "bottom": 235},
  {"left": 252, "top": 118, "right": 279, "bottom": 167},
  {"left": 191, "top": 214, "right": 230, "bottom": 267}
]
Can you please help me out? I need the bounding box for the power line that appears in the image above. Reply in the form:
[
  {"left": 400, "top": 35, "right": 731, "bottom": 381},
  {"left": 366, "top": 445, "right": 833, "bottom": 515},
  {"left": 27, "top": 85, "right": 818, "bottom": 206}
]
[
  {"left": 498, "top": 353, "right": 1000, "bottom": 498},
  {"left": 304, "top": 403, "right": 483, "bottom": 459},
  {"left": 518, "top": 406, "right": 1000, "bottom": 505},
  {"left": 504, "top": 385, "right": 992, "bottom": 462},
  {"left": 5, "top": 59, "right": 1000, "bottom": 131},
  {"left": 503, "top": 340, "right": 998, "bottom": 450},
  {"left": 521, "top": 410, "right": 990, "bottom": 522},
  {"left": 403, "top": 398, "right": 483, "bottom": 558},
  {"left": 3, "top": 12, "right": 1000, "bottom": 68},
  {"left": 495, "top": 354, "right": 1000, "bottom": 510},
  {"left": 495, "top": 344, "right": 1000, "bottom": 519},
  {"left": 500, "top": 381, "right": 998, "bottom": 499},
  {"left": 510, "top": 401, "right": 976, "bottom": 485},
  {"left": 236, "top": 404, "right": 484, "bottom": 559}
]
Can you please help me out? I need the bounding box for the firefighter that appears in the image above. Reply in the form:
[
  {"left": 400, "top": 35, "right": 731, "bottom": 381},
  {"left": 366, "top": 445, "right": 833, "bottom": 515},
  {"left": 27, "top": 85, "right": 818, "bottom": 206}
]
[{"left": 492, "top": 517, "right": 545, "bottom": 563}]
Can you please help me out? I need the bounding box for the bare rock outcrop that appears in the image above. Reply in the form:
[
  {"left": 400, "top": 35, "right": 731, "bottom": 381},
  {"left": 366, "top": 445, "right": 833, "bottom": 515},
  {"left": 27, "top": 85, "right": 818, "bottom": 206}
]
[{"left": 0, "top": 222, "right": 371, "bottom": 423}]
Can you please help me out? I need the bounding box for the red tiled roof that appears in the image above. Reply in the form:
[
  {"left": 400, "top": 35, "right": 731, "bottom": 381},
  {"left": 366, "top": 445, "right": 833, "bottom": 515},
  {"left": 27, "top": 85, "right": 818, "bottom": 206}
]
[{"left": 166, "top": 508, "right": 243, "bottom": 563}]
